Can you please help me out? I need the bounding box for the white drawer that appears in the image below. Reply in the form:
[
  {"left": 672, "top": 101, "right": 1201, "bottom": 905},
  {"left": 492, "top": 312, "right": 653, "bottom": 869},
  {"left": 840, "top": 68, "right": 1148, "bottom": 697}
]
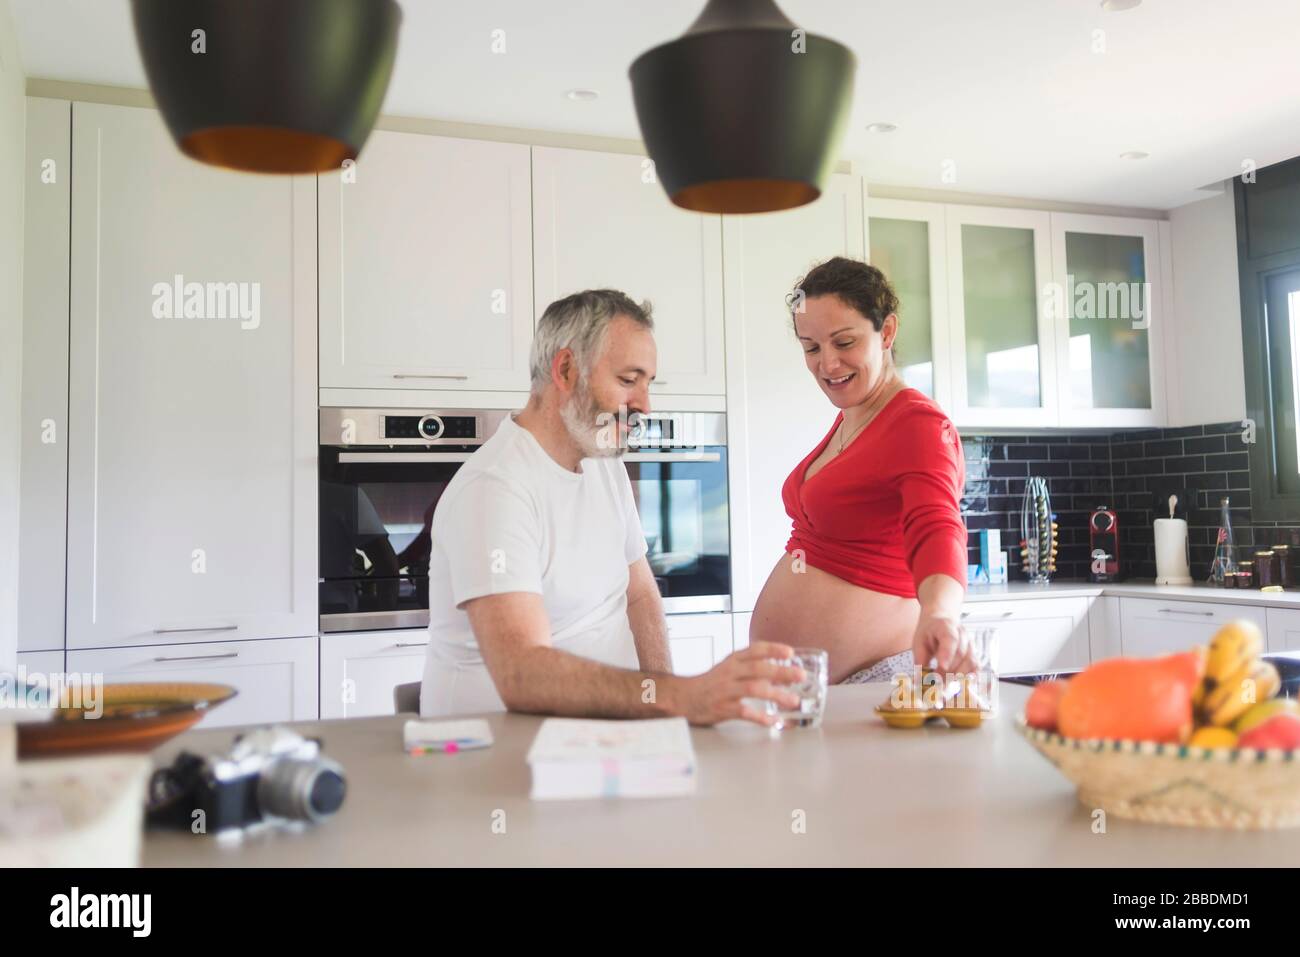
[
  {"left": 1266, "top": 608, "right": 1300, "bottom": 652},
  {"left": 68, "top": 636, "right": 318, "bottom": 730},
  {"left": 732, "top": 612, "right": 752, "bottom": 652},
  {"left": 320, "top": 630, "right": 429, "bottom": 720},
  {"left": 666, "top": 613, "right": 732, "bottom": 676},
  {"left": 960, "top": 598, "right": 1091, "bottom": 675},
  {"left": 15, "top": 650, "right": 64, "bottom": 677},
  {"left": 1119, "top": 598, "right": 1266, "bottom": 656}
]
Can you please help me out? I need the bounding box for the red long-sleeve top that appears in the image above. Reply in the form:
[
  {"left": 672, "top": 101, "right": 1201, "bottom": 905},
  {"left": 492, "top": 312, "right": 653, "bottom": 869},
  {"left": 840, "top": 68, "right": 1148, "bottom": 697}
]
[{"left": 782, "top": 388, "right": 968, "bottom": 598}]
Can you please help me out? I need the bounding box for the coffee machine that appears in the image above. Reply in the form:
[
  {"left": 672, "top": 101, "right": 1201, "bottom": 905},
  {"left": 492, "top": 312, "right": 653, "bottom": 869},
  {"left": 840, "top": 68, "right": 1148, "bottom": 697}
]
[{"left": 1088, "top": 506, "right": 1120, "bottom": 582}]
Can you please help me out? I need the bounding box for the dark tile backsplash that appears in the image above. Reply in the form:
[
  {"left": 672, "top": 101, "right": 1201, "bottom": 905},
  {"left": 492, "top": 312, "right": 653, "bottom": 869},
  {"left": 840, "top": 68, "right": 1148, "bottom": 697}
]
[
  {"left": 959, "top": 422, "right": 1295, "bottom": 582},
  {"left": 960, "top": 434, "right": 1114, "bottom": 581}
]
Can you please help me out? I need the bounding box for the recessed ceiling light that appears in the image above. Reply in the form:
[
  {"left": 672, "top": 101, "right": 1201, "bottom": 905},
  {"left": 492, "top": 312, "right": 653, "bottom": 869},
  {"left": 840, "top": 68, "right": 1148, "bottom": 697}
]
[
  {"left": 1100, "top": 0, "right": 1142, "bottom": 10},
  {"left": 866, "top": 122, "right": 897, "bottom": 134},
  {"left": 565, "top": 89, "right": 599, "bottom": 102},
  {"left": 1119, "top": 150, "right": 1149, "bottom": 160}
]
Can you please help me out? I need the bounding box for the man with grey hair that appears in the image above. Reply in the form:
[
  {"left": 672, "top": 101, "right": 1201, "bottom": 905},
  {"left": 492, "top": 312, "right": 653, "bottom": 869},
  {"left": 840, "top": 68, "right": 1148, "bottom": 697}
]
[{"left": 420, "top": 289, "right": 803, "bottom": 724}]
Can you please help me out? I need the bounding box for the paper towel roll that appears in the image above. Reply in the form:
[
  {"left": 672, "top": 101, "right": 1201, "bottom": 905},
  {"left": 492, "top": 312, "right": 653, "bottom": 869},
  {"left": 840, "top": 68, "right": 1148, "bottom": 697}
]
[{"left": 1155, "top": 518, "right": 1193, "bottom": 585}]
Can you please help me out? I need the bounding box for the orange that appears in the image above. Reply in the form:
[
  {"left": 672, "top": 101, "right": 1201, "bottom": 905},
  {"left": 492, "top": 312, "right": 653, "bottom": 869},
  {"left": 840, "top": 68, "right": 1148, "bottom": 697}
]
[{"left": 1057, "top": 651, "right": 1201, "bottom": 743}]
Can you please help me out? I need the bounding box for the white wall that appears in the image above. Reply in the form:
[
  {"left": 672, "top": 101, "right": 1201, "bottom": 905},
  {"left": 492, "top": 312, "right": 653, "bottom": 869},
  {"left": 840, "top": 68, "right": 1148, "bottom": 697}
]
[
  {"left": 1165, "top": 184, "right": 1247, "bottom": 428},
  {"left": 0, "top": 0, "right": 26, "bottom": 671}
]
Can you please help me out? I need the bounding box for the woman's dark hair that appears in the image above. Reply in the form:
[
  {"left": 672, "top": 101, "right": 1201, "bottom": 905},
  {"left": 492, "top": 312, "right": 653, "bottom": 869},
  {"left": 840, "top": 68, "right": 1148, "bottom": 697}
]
[{"left": 789, "top": 256, "right": 899, "bottom": 331}]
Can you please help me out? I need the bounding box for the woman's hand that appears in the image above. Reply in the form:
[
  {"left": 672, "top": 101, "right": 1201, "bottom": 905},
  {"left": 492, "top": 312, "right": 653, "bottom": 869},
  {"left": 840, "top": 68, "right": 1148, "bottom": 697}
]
[
  {"left": 911, "top": 612, "right": 978, "bottom": 676},
  {"left": 911, "top": 574, "right": 977, "bottom": 675}
]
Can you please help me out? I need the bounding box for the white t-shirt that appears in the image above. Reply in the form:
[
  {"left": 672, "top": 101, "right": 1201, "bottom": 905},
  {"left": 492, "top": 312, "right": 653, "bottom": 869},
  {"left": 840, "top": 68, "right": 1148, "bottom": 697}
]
[{"left": 419, "top": 415, "right": 648, "bottom": 717}]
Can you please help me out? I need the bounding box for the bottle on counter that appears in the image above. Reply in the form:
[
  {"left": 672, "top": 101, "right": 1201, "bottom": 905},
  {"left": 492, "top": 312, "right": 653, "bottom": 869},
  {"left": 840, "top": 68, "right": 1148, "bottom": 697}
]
[
  {"left": 1209, "top": 497, "right": 1237, "bottom": 585},
  {"left": 1275, "top": 543, "right": 1292, "bottom": 588},
  {"left": 1238, "top": 560, "right": 1255, "bottom": 589},
  {"left": 1255, "top": 550, "right": 1278, "bottom": 590}
]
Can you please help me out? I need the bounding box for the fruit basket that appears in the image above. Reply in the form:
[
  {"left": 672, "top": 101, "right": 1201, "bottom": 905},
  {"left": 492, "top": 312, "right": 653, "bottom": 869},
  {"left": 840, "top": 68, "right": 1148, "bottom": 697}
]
[
  {"left": 17, "top": 682, "right": 237, "bottom": 758},
  {"left": 1016, "top": 618, "right": 1300, "bottom": 829},
  {"left": 1016, "top": 717, "right": 1300, "bottom": 830}
]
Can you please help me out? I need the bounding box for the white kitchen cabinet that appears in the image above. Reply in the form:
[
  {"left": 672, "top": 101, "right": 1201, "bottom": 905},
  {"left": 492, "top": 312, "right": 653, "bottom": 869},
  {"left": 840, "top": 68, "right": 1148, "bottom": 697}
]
[
  {"left": 16, "top": 650, "right": 64, "bottom": 677},
  {"left": 961, "top": 597, "right": 1090, "bottom": 675},
  {"left": 723, "top": 174, "right": 865, "bottom": 612},
  {"left": 866, "top": 198, "right": 951, "bottom": 410},
  {"left": 65, "top": 102, "right": 317, "bottom": 649},
  {"left": 1086, "top": 595, "right": 1122, "bottom": 661},
  {"left": 532, "top": 147, "right": 725, "bottom": 396},
  {"left": 1164, "top": 187, "right": 1247, "bottom": 427},
  {"left": 1118, "top": 598, "right": 1266, "bottom": 656},
  {"left": 864, "top": 198, "right": 1169, "bottom": 429},
  {"left": 666, "top": 613, "right": 732, "bottom": 676},
  {"left": 946, "top": 205, "right": 1057, "bottom": 429},
  {"left": 319, "top": 630, "right": 429, "bottom": 720},
  {"left": 68, "top": 636, "right": 319, "bottom": 729},
  {"left": 17, "top": 97, "right": 71, "bottom": 653},
  {"left": 1266, "top": 608, "right": 1300, "bottom": 652},
  {"left": 319, "top": 130, "right": 533, "bottom": 392},
  {"left": 732, "top": 612, "right": 752, "bottom": 652},
  {"left": 1049, "top": 213, "right": 1165, "bottom": 428}
]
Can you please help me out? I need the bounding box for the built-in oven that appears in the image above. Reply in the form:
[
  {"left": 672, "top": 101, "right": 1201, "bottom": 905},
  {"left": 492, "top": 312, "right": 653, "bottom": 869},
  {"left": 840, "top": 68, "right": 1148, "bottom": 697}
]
[
  {"left": 318, "top": 408, "right": 730, "bottom": 632},
  {"left": 623, "top": 412, "right": 730, "bottom": 613}
]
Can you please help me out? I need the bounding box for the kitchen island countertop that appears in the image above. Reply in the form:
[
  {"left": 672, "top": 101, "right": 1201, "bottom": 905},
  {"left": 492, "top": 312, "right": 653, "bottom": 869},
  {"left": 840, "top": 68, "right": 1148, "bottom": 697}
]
[{"left": 142, "top": 684, "right": 1300, "bottom": 867}]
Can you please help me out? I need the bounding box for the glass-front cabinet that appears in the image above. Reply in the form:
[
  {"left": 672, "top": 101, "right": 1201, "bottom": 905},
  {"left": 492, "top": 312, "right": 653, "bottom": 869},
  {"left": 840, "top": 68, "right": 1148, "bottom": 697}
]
[
  {"left": 867, "top": 198, "right": 950, "bottom": 410},
  {"left": 865, "top": 198, "right": 1167, "bottom": 430},
  {"left": 1049, "top": 213, "right": 1165, "bottom": 428},
  {"left": 945, "top": 206, "right": 1057, "bottom": 428}
]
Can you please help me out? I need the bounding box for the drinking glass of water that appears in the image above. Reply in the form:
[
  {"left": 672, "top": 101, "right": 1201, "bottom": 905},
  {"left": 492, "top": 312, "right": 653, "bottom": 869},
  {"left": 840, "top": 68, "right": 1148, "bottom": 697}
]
[{"left": 776, "top": 648, "right": 829, "bottom": 729}]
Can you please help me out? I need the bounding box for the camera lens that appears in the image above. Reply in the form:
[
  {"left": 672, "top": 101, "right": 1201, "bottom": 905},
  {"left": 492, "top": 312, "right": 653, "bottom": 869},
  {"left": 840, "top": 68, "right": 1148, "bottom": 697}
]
[
  {"left": 257, "top": 757, "right": 347, "bottom": 822},
  {"left": 310, "top": 770, "right": 346, "bottom": 816}
]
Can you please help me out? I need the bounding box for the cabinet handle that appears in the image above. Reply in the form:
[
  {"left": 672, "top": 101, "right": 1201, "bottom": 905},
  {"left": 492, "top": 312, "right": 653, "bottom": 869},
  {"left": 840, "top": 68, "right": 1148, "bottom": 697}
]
[
  {"left": 153, "top": 624, "right": 238, "bottom": 634},
  {"left": 960, "top": 611, "right": 1014, "bottom": 620},
  {"left": 152, "top": 651, "right": 239, "bottom": 663},
  {"left": 393, "top": 641, "right": 429, "bottom": 648},
  {"left": 392, "top": 374, "right": 469, "bottom": 381},
  {"left": 622, "top": 452, "right": 722, "bottom": 462},
  {"left": 339, "top": 452, "right": 475, "bottom": 463},
  {"left": 651, "top": 380, "right": 669, "bottom": 387},
  {"left": 1157, "top": 608, "right": 1214, "bottom": 617}
]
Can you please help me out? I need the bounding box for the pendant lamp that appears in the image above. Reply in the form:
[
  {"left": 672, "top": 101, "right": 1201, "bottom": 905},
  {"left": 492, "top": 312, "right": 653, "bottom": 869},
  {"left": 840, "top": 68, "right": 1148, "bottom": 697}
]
[
  {"left": 131, "top": 0, "right": 402, "bottom": 174},
  {"left": 629, "top": 0, "right": 855, "bottom": 214}
]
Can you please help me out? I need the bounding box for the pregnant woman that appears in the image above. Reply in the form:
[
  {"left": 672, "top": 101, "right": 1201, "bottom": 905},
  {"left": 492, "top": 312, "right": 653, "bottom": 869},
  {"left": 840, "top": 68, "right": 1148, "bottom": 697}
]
[{"left": 750, "top": 257, "right": 976, "bottom": 684}]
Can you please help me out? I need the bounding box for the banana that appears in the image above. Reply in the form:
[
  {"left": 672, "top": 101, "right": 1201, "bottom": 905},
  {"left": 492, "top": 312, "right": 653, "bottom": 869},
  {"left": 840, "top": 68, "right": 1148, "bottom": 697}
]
[
  {"left": 1192, "top": 644, "right": 1210, "bottom": 710},
  {"left": 1202, "top": 660, "right": 1280, "bottom": 727},
  {"left": 1204, "top": 620, "right": 1263, "bottom": 685}
]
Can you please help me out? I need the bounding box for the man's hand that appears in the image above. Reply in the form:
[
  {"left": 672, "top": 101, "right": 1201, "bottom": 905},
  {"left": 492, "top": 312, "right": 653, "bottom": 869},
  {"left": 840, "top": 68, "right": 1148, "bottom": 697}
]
[{"left": 669, "top": 642, "right": 806, "bottom": 727}]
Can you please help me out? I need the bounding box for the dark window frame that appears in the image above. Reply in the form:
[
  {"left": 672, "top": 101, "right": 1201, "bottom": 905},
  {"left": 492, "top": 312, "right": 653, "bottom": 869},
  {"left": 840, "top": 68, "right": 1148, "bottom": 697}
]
[{"left": 1236, "top": 172, "right": 1300, "bottom": 521}]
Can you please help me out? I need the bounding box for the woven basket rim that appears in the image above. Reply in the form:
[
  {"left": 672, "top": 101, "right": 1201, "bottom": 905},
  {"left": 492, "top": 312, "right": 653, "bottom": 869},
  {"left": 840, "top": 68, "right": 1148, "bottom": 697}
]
[{"left": 1015, "top": 714, "right": 1300, "bottom": 763}]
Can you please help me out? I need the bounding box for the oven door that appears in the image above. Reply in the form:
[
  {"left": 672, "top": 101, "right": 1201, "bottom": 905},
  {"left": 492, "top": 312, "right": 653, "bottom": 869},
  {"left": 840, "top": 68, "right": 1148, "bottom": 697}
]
[
  {"left": 623, "top": 447, "right": 730, "bottom": 613},
  {"left": 319, "top": 448, "right": 470, "bottom": 631}
]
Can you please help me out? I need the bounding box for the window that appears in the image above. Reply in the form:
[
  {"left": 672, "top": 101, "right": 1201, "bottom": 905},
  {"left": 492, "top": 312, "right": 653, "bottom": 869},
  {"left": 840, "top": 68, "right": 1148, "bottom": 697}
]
[
  {"left": 1236, "top": 164, "right": 1300, "bottom": 519},
  {"left": 1263, "top": 269, "right": 1300, "bottom": 494}
]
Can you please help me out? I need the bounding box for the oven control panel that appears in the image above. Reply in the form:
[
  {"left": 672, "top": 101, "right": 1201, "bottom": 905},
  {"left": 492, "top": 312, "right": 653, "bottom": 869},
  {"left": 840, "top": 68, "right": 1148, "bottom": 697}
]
[
  {"left": 383, "top": 414, "right": 478, "bottom": 441},
  {"left": 319, "top": 408, "right": 510, "bottom": 447}
]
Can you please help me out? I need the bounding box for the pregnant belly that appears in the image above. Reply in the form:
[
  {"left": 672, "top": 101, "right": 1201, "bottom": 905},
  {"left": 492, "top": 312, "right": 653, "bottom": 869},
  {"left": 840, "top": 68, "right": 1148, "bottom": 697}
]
[{"left": 750, "top": 552, "right": 921, "bottom": 683}]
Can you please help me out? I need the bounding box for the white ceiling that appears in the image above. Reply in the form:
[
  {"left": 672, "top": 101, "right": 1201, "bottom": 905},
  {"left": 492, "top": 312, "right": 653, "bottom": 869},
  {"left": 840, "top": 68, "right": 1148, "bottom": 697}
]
[{"left": 12, "top": 0, "right": 1300, "bottom": 210}]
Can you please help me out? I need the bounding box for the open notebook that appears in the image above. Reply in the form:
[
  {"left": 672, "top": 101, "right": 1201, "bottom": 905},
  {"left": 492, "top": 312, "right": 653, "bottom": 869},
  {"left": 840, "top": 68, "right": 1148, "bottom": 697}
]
[{"left": 525, "top": 717, "right": 698, "bottom": 800}]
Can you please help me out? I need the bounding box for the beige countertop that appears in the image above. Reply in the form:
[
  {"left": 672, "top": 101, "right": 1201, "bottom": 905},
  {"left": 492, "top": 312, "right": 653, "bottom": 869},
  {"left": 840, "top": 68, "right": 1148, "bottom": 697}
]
[
  {"left": 965, "top": 579, "right": 1300, "bottom": 609},
  {"left": 141, "top": 683, "right": 1300, "bottom": 867}
]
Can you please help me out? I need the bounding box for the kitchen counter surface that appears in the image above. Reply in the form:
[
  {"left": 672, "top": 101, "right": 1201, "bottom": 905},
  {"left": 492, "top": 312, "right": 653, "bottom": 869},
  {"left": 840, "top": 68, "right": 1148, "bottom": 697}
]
[
  {"left": 141, "top": 684, "right": 1300, "bottom": 866},
  {"left": 965, "top": 579, "right": 1300, "bottom": 609}
]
